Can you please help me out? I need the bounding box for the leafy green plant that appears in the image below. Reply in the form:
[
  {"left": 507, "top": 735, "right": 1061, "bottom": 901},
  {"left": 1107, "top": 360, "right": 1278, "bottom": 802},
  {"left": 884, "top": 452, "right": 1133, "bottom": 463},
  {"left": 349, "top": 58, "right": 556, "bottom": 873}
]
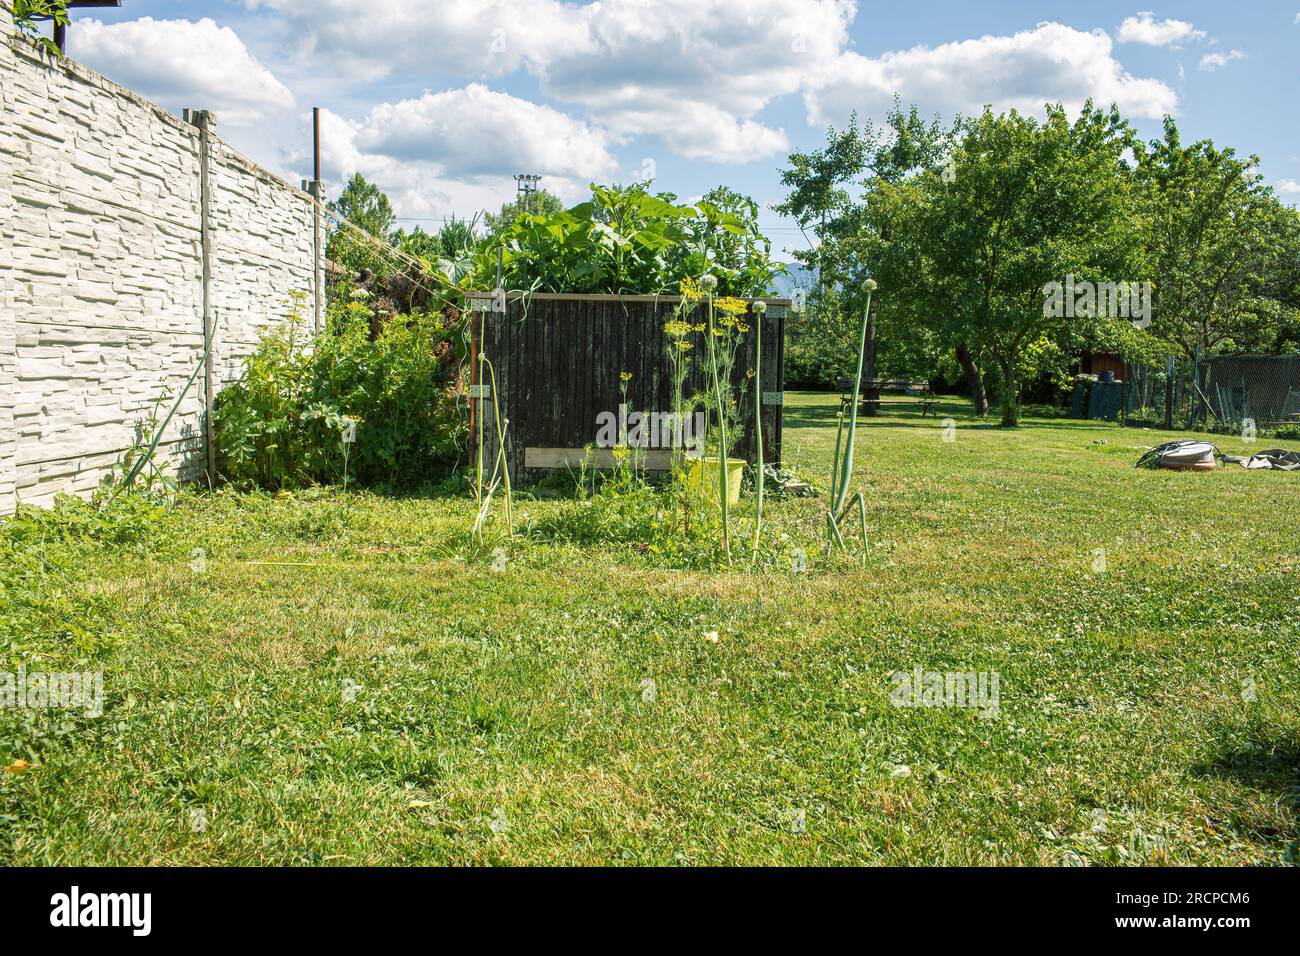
[
  {"left": 215, "top": 293, "right": 465, "bottom": 489},
  {"left": 13, "top": 1, "right": 67, "bottom": 58},
  {"left": 100, "top": 387, "right": 179, "bottom": 502},
  {"left": 487, "top": 182, "right": 783, "bottom": 296},
  {"left": 526, "top": 468, "right": 724, "bottom": 569}
]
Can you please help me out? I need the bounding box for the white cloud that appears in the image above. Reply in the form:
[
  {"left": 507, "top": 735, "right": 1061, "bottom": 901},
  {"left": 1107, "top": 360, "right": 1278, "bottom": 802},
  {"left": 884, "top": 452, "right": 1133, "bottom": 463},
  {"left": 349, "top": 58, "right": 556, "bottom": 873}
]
[
  {"left": 74, "top": 18, "right": 294, "bottom": 127},
  {"left": 1275, "top": 179, "right": 1300, "bottom": 194},
  {"left": 248, "top": 0, "right": 849, "bottom": 163},
  {"left": 355, "top": 85, "right": 615, "bottom": 181},
  {"left": 305, "top": 85, "right": 617, "bottom": 218},
  {"left": 1198, "top": 50, "right": 1247, "bottom": 71},
  {"left": 245, "top": 0, "right": 590, "bottom": 82},
  {"left": 1115, "top": 11, "right": 1206, "bottom": 47},
  {"left": 804, "top": 22, "right": 1178, "bottom": 128}
]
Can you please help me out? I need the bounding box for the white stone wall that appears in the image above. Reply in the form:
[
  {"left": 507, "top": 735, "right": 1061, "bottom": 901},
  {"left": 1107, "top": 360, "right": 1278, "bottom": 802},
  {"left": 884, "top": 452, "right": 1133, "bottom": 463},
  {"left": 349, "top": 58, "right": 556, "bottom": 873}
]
[
  {"left": 0, "top": 5, "right": 316, "bottom": 509},
  {"left": 0, "top": 3, "right": 16, "bottom": 507},
  {"left": 210, "top": 144, "right": 317, "bottom": 391}
]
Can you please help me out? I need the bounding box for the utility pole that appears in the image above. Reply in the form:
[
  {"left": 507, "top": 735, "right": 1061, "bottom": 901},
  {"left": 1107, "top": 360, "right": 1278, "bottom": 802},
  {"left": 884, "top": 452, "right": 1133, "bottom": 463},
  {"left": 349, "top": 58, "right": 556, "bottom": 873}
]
[{"left": 513, "top": 173, "right": 540, "bottom": 213}]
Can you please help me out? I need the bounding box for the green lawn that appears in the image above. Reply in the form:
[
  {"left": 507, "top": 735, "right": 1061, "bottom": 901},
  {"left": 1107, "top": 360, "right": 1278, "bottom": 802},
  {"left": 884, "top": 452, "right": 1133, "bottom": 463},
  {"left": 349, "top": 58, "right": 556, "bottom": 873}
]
[{"left": 2, "top": 392, "right": 1297, "bottom": 865}]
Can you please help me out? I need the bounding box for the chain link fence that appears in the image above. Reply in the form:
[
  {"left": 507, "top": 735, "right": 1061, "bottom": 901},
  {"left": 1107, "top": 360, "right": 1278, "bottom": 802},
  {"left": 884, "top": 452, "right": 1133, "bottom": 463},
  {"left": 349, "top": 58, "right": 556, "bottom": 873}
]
[
  {"left": 1125, "top": 353, "right": 1300, "bottom": 434},
  {"left": 1201, "top": 354, "right": 1300, "bottom": 430}
]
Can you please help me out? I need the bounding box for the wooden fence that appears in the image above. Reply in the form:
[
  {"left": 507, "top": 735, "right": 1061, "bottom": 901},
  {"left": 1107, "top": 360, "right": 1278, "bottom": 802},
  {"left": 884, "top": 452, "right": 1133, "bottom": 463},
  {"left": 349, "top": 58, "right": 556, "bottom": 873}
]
[{"left": 467, "top": 292, "right": 789, "bottom": 486}]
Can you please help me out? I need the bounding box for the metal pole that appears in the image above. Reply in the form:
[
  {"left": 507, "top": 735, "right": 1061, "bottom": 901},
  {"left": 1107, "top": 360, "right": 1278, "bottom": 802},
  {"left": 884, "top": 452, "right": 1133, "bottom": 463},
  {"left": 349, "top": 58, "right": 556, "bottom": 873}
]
[
  {"left": 1164, "top": 355, "right": 1174, "bottom": 430},
  {"left": 312, "top": 107, "right": 321, "bottom": 183},
  {"left": 310, "top": 107, "right": 323, "bottom": 332}
]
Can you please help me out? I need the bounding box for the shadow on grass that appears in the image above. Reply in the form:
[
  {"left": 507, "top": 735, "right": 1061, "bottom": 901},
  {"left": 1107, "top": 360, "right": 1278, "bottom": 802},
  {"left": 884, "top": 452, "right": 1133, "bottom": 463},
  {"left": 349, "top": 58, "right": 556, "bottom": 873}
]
[
  {"left": 1193, "top": 737, "right": 1300, "bottom": 801},
  {"left": 783, "top": 404, "right": 1111, "bottom": 432}
]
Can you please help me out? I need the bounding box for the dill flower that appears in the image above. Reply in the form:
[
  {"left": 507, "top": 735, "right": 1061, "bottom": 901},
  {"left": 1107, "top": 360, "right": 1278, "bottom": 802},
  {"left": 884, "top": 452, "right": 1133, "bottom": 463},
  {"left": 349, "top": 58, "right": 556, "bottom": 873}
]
[{"left": 679, "top": 277, "right": 704, "bottom": 303}]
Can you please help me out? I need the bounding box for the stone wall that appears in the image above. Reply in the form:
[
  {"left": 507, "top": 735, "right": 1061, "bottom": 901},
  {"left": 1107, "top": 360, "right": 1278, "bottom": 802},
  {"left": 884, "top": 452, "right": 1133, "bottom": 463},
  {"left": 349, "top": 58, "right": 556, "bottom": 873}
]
[{"left": 0, "top": 4, "right": 318, "bottom": 508}]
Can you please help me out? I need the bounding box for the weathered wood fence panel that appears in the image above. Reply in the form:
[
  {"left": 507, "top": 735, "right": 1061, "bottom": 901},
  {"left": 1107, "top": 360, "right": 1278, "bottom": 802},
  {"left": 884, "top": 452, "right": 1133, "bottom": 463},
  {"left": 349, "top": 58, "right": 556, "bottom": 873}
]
[{"left": 468, "top": 292, "right": 787, "bottom": 486}]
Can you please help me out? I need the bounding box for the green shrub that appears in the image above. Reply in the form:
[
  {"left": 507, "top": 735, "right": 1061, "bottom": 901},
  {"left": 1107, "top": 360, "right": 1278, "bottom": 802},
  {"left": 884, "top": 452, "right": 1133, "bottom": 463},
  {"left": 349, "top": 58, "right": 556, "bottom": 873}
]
[{"left": 215, "top": 296, "right": 466, "bottom": 489}]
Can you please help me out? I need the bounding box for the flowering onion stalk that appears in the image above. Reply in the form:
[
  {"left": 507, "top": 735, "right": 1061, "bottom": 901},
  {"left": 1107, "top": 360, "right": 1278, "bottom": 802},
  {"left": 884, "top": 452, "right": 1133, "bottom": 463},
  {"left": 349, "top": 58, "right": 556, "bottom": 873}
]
[
  {"left": 749, "top": 299, "right": 766, "bottom": 566},
  {"left": 827, "top": 279, "right": 876, "bottom": 560}
]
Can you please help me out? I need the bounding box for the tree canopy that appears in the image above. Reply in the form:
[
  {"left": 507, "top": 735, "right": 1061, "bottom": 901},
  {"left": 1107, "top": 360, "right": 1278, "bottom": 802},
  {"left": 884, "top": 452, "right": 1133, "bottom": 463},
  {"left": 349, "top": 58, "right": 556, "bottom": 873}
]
[
  {"left": 778, "top": 101, "right": 1300, "bottom": 423},
  {"left": 484, "top": 189, "right": 566, "bottom": 237}
]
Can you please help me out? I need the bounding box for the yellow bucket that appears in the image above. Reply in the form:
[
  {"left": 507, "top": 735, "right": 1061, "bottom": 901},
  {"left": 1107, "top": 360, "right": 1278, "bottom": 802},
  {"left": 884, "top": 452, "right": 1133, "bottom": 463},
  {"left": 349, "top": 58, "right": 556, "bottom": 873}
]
[{"left": 686, "top": 456, "right": 746, "bottom": 507}]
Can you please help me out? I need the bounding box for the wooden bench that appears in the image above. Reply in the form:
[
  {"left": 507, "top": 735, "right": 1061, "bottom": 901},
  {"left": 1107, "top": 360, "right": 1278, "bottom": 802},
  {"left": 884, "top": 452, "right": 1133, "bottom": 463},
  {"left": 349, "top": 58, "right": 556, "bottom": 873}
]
[{"left": 838, "top": 377, "right": 938, "bottom": 417}]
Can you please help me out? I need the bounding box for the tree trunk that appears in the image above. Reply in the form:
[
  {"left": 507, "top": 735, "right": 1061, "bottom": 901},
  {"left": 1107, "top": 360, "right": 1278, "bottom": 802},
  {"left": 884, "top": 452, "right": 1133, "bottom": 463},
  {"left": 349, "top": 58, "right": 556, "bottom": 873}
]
[
  {"left": 956, "top": 342, "right": 988, "bottom": 416},
  {"left": 861, "top": 300, "right": 878, "bottom": 416},
  {"left": 1000, "top": 362, "right": 1019, "bottom": 427}
]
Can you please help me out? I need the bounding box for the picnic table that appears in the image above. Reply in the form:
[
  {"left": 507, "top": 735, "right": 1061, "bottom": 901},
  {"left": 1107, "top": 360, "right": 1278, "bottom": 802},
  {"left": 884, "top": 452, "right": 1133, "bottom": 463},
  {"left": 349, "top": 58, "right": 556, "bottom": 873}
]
[{"left": 838, "top": 377, "right": 939, "bottom": 417}]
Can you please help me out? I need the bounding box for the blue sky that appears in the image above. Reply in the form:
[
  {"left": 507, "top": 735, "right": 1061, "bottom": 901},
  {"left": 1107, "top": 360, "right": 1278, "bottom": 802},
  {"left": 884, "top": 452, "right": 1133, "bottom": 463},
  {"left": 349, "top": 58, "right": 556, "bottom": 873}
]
[{"left": 54, "top": 1, "right": 1300, "bottom": 256}]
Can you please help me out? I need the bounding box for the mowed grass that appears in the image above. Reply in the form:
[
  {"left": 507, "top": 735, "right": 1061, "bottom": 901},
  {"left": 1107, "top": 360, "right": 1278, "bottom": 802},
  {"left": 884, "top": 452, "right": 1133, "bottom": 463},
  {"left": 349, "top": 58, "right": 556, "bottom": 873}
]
[{"left": 2, "top": 392, "right": 1297, "bottom": 865}]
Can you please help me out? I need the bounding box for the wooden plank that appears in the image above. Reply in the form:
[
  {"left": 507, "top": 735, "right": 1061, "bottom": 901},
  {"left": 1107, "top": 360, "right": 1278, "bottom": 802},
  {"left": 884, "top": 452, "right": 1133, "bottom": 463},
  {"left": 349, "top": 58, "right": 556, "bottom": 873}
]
[
  {"left": 505, "top": 299, "right": 521, "bottom": 485},
  {"left": 634, "top": 300, "right": 650, "bottom": 427},
  {"left": 585, "top": 299, "right": 599, "bottom": 446},
  {"left": 548, "top": 298, "right": 563, "bottom": 448},
  {"left": 525, "top": 447, "right": 675, "bottom": 470},
  {"left": 590, "top": 299, "right": 605, "bottom": 459},
  {"left": 478, "top": 308, "right": 496, "bottom": 481},
  {"left": 763, "top": 308, "right": 779, "bottom": 462},
  {"left": 769, "top": 306, "right": 780, "bottom": 468},
  {"left": 529, "top": 295, "right": 543, "bottom": 478},
  {"left": 575, "top": 298, "right": 591, "bottom": 456}
]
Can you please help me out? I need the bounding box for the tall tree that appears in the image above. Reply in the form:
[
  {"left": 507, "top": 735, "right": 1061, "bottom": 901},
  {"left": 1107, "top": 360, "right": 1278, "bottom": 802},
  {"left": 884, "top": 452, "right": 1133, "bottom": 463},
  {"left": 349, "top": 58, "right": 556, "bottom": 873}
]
[
  {"left": 775, "top": 103, "right": 974, "bottom": 408},
  {"left": 484, "top": 189, "right": 565, "bottom": 236},
  {"left": 896, "top": 103, "right": 1143, "bottom": 425},
  {"left": 329, "top": 173, "right": 395, "bottom": 239},
  {"left": 325, "top": 174, "right": 397, "bottom": 280},
  {"left": 1137, "top": 118, "right": 1293, "bottom": 358}
]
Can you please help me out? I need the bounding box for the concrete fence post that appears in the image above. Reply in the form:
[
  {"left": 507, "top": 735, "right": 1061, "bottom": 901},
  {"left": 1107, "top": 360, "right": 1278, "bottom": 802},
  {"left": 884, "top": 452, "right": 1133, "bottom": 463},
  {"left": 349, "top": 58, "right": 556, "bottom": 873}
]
[
  {"left": 186, "top": 108, "right": 218, "bottom": 484},
  {"left": 308, "top": 180, "right": 324, "bottom": 332}
]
